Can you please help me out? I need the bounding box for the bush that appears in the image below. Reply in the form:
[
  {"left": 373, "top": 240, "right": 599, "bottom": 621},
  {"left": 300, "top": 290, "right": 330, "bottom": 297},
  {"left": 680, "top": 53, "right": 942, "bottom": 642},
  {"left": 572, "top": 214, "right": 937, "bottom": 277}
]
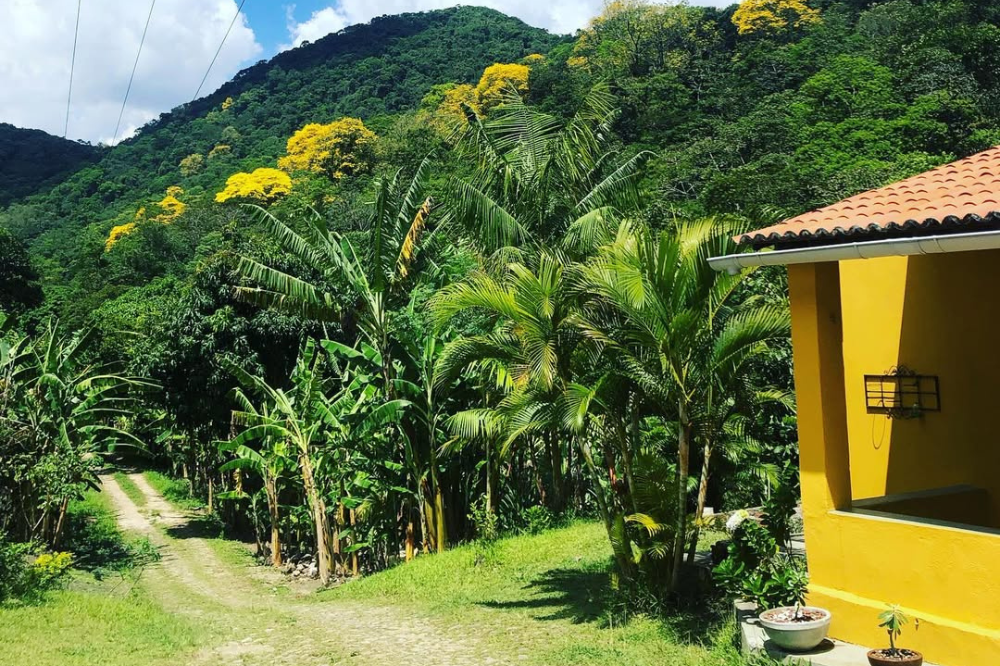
[
  {"left": 468, "top": 496, "right": 500, "bottom": 567},
  {"left": 712, "top": 518, "right": 808, "bottom": 609},
  {"left": 521, "top": 505, "right": 553, "bottom": 535},
  {"left": 0, "top": 538, "right": 72, "bottom": 604}
]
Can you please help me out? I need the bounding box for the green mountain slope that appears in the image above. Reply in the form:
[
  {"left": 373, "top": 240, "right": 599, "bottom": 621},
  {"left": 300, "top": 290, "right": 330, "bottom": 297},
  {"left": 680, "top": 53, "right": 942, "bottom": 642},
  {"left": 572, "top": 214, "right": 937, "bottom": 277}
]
[
  {"left": 0, "top": 124, "right": 99, "bottom": 207},
  {"left": 0, "top": 6, "right": 560, "bottom": 265}
]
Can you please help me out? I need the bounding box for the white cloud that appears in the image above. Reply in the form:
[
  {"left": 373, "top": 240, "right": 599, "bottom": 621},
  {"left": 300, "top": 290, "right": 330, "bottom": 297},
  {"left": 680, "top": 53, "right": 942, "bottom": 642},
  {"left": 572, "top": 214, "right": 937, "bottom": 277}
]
[
  {"left": 0, "top": 0, "right": 262, "bottom": 144},
  {"left": 283, "top": 0, "right": 737, "bottom": 49},
  {"left": 285, "top": 6, "right": 351, "bottom": 49}
]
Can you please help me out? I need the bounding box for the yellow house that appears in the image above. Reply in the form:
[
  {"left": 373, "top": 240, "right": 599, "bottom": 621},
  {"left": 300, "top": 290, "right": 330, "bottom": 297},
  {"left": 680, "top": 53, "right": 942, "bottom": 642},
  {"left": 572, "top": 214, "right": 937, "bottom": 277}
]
[{"left": 711, "top": 148, "right": 1000, "bottom": 666}]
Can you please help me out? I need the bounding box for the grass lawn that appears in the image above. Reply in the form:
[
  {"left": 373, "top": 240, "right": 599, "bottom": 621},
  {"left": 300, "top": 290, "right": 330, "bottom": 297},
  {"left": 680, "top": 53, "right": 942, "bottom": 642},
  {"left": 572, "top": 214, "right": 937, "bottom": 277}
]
[
  {"left": 143, "top": 471, "right": 205, "bottom": 512},
  {"left": 323, "top": 520, "right": 751, "bottom": 666},
  {"left": 0, "top": 490, "right": 200, "bottom": 666},
  {"left": 113, "top": 471, "right": 147, "bottom": 508},
  {"left": 0, "top": 585, "right": 201, "bottom": 666}
]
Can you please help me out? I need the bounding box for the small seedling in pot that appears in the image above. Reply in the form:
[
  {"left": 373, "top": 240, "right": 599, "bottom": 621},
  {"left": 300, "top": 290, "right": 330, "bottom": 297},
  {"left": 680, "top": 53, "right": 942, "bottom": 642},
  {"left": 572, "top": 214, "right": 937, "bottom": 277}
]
[{"left": 867, "top": 605, "right": 923, "bottom": 666}]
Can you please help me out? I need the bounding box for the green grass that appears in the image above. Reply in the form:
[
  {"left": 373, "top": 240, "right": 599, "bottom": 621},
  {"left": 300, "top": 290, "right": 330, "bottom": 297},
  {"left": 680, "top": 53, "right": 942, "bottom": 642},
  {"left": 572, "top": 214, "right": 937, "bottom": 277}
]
[
  {"left": 0, "top": 490, "right": 193, "bottom": 666},
  {"left": 143, "top": 471, "right": 204, "bottom": 512},
  {"left": 0, "top": 585, "right": 201, "bottom": 666},
  {"left": 113, "top": 472, "right": 147, "bottom": 509},
  {"left": 63, "top": 490, "right": 159, "bottom": 576},
  {"left": 323, "top": 521, "right": 750, "bottom": 666}
]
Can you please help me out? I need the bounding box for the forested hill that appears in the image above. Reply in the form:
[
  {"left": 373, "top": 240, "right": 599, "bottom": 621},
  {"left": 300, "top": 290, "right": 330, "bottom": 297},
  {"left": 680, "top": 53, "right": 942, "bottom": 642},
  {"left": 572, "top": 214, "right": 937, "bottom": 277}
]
[
  {"left": 0, "top": 6, "right": 560, "bottom": 307},
  {"left": 0, "top": 123, "right": 99, "bottom": 207}
]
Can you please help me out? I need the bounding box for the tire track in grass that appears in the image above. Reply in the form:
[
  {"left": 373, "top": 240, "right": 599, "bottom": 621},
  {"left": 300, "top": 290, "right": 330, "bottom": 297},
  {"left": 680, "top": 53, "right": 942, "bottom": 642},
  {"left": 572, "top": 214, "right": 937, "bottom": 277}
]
[{"left": 101, "top": 473, "right": 500, "bottom": 666}]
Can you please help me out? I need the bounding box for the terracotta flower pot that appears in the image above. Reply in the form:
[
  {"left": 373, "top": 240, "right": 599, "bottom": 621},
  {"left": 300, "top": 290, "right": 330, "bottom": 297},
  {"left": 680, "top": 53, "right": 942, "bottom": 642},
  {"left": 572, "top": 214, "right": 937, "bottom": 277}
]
[{"left": 867, "top": 648, "right": 924, "bottom": 666}]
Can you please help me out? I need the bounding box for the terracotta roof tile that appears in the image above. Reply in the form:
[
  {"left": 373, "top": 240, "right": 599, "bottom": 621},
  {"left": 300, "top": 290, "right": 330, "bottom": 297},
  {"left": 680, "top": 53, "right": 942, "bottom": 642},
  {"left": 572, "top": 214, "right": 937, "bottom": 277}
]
[{"left": 740, "top": 147, "right": 1000, "bottom": 247}]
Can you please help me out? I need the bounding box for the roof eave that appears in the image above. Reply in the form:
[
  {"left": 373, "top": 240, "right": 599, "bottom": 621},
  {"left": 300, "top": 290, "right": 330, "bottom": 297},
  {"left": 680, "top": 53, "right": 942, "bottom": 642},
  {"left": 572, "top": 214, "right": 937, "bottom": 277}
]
[{"left": 709, "top": 228, "right": 1000, "bottom": 274}]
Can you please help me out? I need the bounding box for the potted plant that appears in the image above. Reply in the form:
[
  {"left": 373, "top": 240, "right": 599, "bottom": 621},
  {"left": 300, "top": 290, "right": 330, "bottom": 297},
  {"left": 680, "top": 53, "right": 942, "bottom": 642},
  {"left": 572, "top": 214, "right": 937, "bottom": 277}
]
[
  {"left": 868, "top": 605, "right": 922, "bottom": 666},
  {"left": 758, "top": 603, "right": 833, "bottom": 652}
]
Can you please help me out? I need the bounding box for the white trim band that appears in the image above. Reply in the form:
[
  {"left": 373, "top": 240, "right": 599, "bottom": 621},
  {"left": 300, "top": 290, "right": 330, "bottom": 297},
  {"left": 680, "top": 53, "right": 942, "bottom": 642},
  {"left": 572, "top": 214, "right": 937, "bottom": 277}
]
[{"left": 708, "top": 229, "right": 1000, "bottom": 273}]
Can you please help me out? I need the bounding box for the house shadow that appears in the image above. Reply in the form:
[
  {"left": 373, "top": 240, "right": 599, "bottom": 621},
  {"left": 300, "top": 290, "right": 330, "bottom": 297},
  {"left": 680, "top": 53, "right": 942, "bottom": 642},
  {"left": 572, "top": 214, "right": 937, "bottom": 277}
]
[{"left": 883, "top": 252, "right": 999, "bottom": 528}]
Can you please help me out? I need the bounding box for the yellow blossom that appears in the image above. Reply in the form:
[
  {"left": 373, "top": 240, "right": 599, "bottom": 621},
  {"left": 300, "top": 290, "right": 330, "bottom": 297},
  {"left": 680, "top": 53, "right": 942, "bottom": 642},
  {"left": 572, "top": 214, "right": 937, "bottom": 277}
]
[
  {"left": 155, "top": 186, "right": 186, "bottom": 222},
  {"left": 431, "top": 83, "right": 481, "bottom": 133},
  {"left": 222, "top": 96, "right": 234, "bottom": 111},
  {"left": 105, "top": 222, "right": 137, "bottom": 251},
  {"left": 277, "top": 118, "right": 378, "bottom": 180},
  {"left": 208, "top": 144, "right": 232, "bottom": 159},
  {"left": 215, "top": 168, "right": 293, "bottom": 204},
  {"left": 475, "top": 63, "right": 530, "bottom": 114},
  {"left": 179, "top": 153, "right": 204, "bottom": 176},
  {"left": 732, "top": 0, "right": 821, "bottom": 35}
]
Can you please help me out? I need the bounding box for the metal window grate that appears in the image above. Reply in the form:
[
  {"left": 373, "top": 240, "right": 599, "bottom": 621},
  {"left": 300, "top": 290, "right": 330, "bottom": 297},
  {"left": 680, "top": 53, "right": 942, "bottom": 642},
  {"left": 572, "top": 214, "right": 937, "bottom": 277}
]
[{"left": 864, "top": 366, "right": 940, "bottom": 419}]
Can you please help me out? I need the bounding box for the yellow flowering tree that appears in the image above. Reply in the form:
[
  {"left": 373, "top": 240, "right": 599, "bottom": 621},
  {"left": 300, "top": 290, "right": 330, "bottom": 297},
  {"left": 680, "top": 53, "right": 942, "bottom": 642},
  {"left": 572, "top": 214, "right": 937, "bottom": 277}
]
[
  {"left": 732, "top": 0, "right": 821, "bottom": 35},
  {"left": 222, "top": 96, "right": 234, "bottom": 111},
  {"left": 215, "top": 168, "right": 292, "bottom": 205},
  {"left": 105, "top": 222, "right": 137, "bottom": 252},
  {"left": 475, "top": 63, "right": 530, "bottom": 114},
  {"left": 155, "top": 186, "right": 186, "bottom": 222},
  {"left": 208, "top": 144, "right": 232, "bottom": 159},
  {"left": 105, "top": 206, "right": 147, "bottom": 251},
  {"left": 430, "top": 83, "right": 481, "bottom": 132},
  {"left": 277, "top": 118, "right": 378, "bottom": 180},
  {"left": 179, "top": 153, "right": 205, "bottom": 176}
]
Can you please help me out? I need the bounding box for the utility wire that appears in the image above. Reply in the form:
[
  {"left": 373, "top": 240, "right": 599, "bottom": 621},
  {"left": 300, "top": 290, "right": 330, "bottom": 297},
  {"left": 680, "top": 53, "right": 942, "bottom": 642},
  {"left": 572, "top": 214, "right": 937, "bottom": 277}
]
[
  {"left": 112, "top": 0, "right": 156, "bottom": 146},
  {"left": 64, "top": 0, "right": 82, "bottom": 138},
  {"left": 192, "top": 0, "right": 248, "bottom": 102}
]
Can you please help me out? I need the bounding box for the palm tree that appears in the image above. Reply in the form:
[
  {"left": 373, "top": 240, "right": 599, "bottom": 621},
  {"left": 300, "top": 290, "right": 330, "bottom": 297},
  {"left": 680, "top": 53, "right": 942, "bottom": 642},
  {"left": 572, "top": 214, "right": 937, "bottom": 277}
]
[
  {"left": 448, "top": 83, "right": 650, "bottom": 254},
  {"left": 432, "top": 251, "right": 582, "bottom": 511},
  {"left": 576, "top": 218, "right": 790, "bottom": 593}
]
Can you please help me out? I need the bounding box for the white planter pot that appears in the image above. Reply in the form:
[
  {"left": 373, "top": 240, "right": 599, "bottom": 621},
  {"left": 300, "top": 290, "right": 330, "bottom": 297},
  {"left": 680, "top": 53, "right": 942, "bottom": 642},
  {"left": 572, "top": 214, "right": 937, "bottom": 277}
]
[{"left": 758, "top": 606, "right": 832, "bottom": 652}]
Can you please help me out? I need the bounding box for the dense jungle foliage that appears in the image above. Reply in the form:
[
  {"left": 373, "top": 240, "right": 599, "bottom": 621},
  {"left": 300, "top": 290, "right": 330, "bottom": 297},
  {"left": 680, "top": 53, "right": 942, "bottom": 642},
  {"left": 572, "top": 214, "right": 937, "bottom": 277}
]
[
  {"left": 0, "top": 124, "right": 98, "bottom": 208},
  {"left": 2, "top": 0, "right": 999, "bottom": 603}
]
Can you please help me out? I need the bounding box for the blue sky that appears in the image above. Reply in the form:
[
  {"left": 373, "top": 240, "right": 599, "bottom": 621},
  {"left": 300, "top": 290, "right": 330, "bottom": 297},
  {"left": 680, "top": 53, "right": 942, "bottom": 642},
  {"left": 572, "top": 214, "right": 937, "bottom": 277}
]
[
  {"left": 247, "top": 2, "right": 330, "bottom": 55},
  {"left": 1, "top": 0, "right": 736, "bottom": 142}
]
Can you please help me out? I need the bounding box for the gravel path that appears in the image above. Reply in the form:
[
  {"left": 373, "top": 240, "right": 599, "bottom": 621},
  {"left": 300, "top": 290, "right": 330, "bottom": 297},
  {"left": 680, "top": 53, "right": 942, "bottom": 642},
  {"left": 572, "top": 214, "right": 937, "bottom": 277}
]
[{"left": 100, "top": 473, "right": 503, "bottom": 666}]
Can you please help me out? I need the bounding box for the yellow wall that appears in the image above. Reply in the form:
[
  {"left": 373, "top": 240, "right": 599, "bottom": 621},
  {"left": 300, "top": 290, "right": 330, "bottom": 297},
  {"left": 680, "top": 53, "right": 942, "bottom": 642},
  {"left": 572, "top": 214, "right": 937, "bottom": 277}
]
[
  {"left": 840, "top": 252, "right": 1000, "bottom": 526},
  {"left": 788, "top": 260, "right": 1000, "bottom": 666}
]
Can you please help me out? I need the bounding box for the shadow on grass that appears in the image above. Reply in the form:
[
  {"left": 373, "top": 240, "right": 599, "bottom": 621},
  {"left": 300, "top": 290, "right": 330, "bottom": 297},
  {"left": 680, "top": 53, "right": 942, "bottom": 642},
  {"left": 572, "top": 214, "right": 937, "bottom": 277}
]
[
  {"left": 479, "top": 567, "right": 609, "bottom": 624},
  {"left": 478, "top": 563, "right": 730, "bottom": 645}
]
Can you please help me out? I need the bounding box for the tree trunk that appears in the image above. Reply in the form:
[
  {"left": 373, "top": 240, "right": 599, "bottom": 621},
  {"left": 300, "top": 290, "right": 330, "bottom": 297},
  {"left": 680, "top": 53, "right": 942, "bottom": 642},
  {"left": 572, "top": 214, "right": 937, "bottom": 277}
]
[
  {"left": 687, "top": 439, "right": 714, "bottom": 564},
  {"left": 264, "top": 477, "right": 281, "bottom": 567},
  {"left": 485, "top": 440, "right": 495, "bottom": 514},
  {"left": 51, "top": 497, "right": 69, "bottom": 549},
  {"left": 350, "top": 507, "right": 359, "bottom": 576},
  {"left": 670, "top": 399, "right": 691, "bottom": 594},
  {"left": 428, "top": 442, "right": 447, "bottom": 553},
  {"left": 529, "top": 444, "right": 546, "bottom": 507},
  {"left": 300, "top": 451, "right": 333, "bottom": 584},
  {"left": 405, "top": 496, "right": 415, "bottom": 562},
  {"left": 546, "top": 432, "right": 565, "bottom": 512}
]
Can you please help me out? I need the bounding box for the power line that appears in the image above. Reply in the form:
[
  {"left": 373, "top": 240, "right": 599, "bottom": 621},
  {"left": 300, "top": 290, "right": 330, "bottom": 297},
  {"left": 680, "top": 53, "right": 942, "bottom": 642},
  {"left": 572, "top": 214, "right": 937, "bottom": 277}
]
[
  {"left": 192, "top": 0, "right": 248, "bottom": 102},
  {"left": 64, "top": 0, "right": 82, "bottom": 138},
  {"left": 112, "top": 0, "right": 156, "bottom": 146}
]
